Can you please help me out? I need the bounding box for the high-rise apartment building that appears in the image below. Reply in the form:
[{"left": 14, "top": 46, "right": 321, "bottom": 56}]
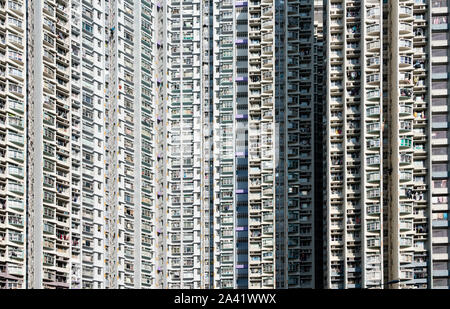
[
  {"left": 0, "top": 0, "right": 27, "bottom": 289},
  {"left": 0, "top": 0, "right": 324, "bottom": 290},
  {"left": 2, "top": 0, "right": 449, "bottom": 290},
  {"left": 210, "top": 0, "right": 324, "bottom": 289},
  {"left": 104, "top": 0, "right": 153, "bottom": 288},
  {"left": 154, "top": 0, "right": 211, "bottom": 289},
  {"left": 323, "top": 0, "right": 450, "bottom": 289},
  {"left": 274, "top": 0, "right": 324, "bottom": 289},
  {"left": 324, "top": 0, "right": 385, "bottom": 289},
  {"left": 104, "top": 0, "right": 212, "bottom": 289},
  {"left": 25, "top": 0, "right": 107, "bottom": 289},
  {"left": 428, "top": 0, "right": 450, "bottom": 289},
  {"left": 211, "top": 0, "right": 279, "bottom": 289}
]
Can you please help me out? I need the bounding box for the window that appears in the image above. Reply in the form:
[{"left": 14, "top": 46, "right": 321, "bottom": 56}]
[
  {"left": 142, "top": 33, "right": 151, "bottom": 45},
  {"left": 142, "top": 19, "right": 152, "bottom": 31},
  {"left": 433, "top": 180, "right": 448, "bottom": 189},
  {"left": 82, "top": 22, "right": 93, "bottom": 33},
  {"left": 43, "top": 175, "right": 54, "bottom": 187},
  {"left": 432, "top": 32, "right": 447, "bottom": 41},
  {"left": 432, "top": 130, "right": 448, "bottom": 139},
  {"left": 124, "top": 31, "right": 133, "bottom": 42},
  {"left": 433, "top": 163, "right": 448, "bottom": 172},
  {"left": 433, "top": 245, "right": 448, "bottom": 254},
  {"left": 433, "top": 97, "right": 447, "bottom": 106},
  {"left": 433, "top": 64, "right": 448, "bottom": 74},
  {"left": 82, "top": 94, "right": 93, "bottom": 105},
  {"left": 432, "top": 229, "right": 447, "bottom": 237},
  {"left": 433, "top": 114, "right": 448, "bottom": 123},
  {"left": 432, "top": 48, "right": 448, "bottom": 57},
  {"left": 432, "top": 195, "right": 448, "bottom": 204},
  {"left": 124, "top": 193, "right": 133, "bottom": 203},
  {"left": 43, "top": 159, "right": 54, "bottom": 171},
  {"left": 433, "top": 81, "right": 448, "bottom": 89},
  {"left": 43, "top": 191, "right": 54, "bottom": 203},
  {"left": 433, "top": 147, "right": 448, "bottom": 155},
  {"left": 433, "top": 0, "right": 448, "bottom": 7},
  {"left": 432, "top": 16, "right": 448, "bottom": 24}
]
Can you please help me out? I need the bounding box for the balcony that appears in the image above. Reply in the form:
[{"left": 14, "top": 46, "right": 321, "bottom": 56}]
[
  {"left": 400, "top": 237, "right": 413, "bottom": 247},
  {"left": 399, "top": 88, "right": 412, "bottom": 99},
  {"left": 399, "top": 120, "right": 412, "bottom": 132},
  {"left": 399, "top": 137, "right": 413, "bottom": 149},
  {"left": 400, "top": 220, "right": 413, "bottom": 230},
  {"left": 367, "top": 7, "right": 381, "bottom": 19},
  {"left": 399, "top": 105, "right": 413, "bottom": 116},
  {"left": 399, "top": 39, "right": 413, "bottom": 50},
  {"left": 367, "top": 57, "right": 380, "bottom": 69},
  {"left": 366, "top": 24, "right": 380, "bottom": 35},
  {"left": 367, "top": 204, "right": 381, "bottom": 215},
  {"left": 399, "top": 23, "right": 413, "bottom": 34},
  {"left": 366, "top": 73, "right": 380, "bottom": 85},
  {"left": 399, "top": 6, "right": 413, "bottom": 18},
  {"left": 366, "top": 106, "right": 380, "bottom": 117},
  {"left": 366, "top": 40, "right": 380, "bottom": 53},
  {"left": 366, "top": 122, "right": 380, "bottom": 133}
]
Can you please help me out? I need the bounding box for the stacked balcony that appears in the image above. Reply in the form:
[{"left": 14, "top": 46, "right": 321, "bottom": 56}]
[
  {"left": 212, "top": 0, "right": 235, "bottom": 289},
  {"left": 362, "top": 0, "right": 383, "bottom": 288},
  {"left": 39, "top": 0, "right": 71, "bottom": 289},
  {"left": 163, "top": 0, "right": 203, "bottom": 289},
  {"left": 394, "top": 0, "right": 427, "bottom": 289},
  {"left": 284, "top": 0, "right": 314, "bottom": 289},
  {"left": 429, "top": 0, "right": 450, "bottom": 290},
  {"left": 0, "top": 0, "right": 26, "bottom": 289}
]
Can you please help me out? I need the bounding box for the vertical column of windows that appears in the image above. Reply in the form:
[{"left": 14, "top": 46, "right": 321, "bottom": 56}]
[
  {"left": 430, "top": 0, "right": 450, "bottom": 290},
  {"left": 212, "top": 0, "right": 235, "bottom": 289},
  {"left": 284, "top": 0, "right": 315, "bottom": 288},
  {"left": 326, "top": 0, "right": 346, "bottom": 289},
  {"left": 362, "top": 0, "right": 383, "bottom": 288},
  {"left": 0, "top": 0, "right": 26, "bottom": 289},
  {"left": 139, "top": 0, "right": 156, "bottom": 289},
  {"left": 40, "top": 0, "right": 72, "bottom": 289},
  {"left": 247, "top": 0, "right": 276, "bottom": 289}
]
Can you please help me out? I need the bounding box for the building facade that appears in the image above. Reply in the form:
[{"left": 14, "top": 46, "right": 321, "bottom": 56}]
[
  {"left": 2, "top": 0, "right": 449, "bottom": 290},
  {"left": 429, "top": 0, "right": 450, "bottom": 289},
  {"left": 324, "top": 0, "right": 385, "bottom": 289},
  {"left": 0, "top": 0, "right": 322, "bottom": 290},
  {"left": 0, "top": 0, "right": 27, "bottom": 289},
  {"left": 211, "top": 0, "right": 279, "bottom": 289},
  {"left": 25, "top": 0, "right": 107, "bottom": 289},
  {"left": 324, "top": 0, "right": 450, "bottom": 289}
]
